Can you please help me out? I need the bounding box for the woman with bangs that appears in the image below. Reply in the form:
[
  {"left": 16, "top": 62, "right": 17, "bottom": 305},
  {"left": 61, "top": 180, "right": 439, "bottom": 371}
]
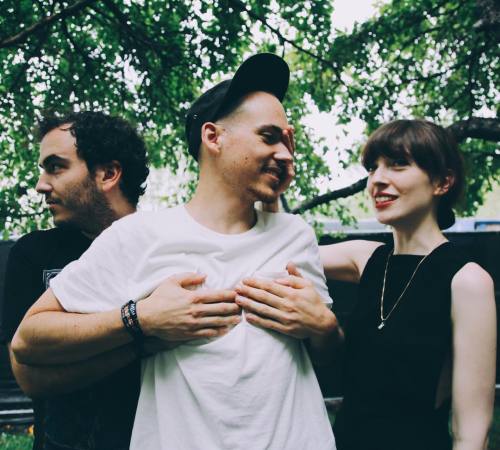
[{"left": 319, "top": 120, "right": 496, "bottom": 450}]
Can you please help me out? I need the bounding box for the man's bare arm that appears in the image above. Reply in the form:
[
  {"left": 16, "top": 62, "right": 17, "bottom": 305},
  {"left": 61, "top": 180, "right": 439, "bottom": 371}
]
[
  {"left": 12, "top": 288, "right": 131, "bottom": 365},
  {"left": 12, "top": 272, "right": 240, "bottom": 366},
  {"left": 9, "top": 343, "right": 137, "bottom": 398}
]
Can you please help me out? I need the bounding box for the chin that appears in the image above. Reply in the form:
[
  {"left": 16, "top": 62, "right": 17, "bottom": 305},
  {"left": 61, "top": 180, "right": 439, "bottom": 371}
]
[
  {"left": 374, "top": 211, "right": 397, "bottom": 227},
  {"left": 256, "top": 191, "right": 280, "bottom": 204}
]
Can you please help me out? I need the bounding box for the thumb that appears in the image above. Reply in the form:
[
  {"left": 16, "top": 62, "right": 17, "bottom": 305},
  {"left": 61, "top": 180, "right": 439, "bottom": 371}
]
[
  {"left": 286, "top": 262, "right": 303, "bottom": 278},
  {"left": 168, "top": 272, "right": 206, "bottom": 288}
]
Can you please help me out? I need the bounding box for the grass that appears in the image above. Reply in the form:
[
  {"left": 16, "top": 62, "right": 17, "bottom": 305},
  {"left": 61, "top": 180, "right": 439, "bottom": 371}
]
[{"left": 0, "top": 431, "right": 33, "bottom": 450}]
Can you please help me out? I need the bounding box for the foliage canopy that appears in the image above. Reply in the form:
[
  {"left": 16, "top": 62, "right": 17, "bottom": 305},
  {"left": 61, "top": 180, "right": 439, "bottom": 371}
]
[{"left": 0, "top": 0, "right": 498, "bottom": 236}]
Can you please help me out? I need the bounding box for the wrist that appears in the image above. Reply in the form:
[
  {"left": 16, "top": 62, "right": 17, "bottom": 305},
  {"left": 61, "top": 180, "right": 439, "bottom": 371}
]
[
  {"left": 121, "top": 300, "right": 146, "bottom": 357},
  {"left": 309, "top": 308, "right": 340, "bottom": 339},
  {"left": 135, "top": 299, "right": 154, "bottom": 337},
  {"left": 322, "top": 309, "right": 339, "bottom": 335}
]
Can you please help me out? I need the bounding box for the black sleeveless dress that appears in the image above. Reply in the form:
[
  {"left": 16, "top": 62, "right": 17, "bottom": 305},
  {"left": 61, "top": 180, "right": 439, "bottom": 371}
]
[{"left": 333, "top": 242, "right": 470, "bottom": 450}]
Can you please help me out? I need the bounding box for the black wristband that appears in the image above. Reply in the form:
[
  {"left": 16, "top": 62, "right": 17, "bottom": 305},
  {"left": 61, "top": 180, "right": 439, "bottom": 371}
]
[{"left": 121, "top": 300, "right": 145, "bottom": 357}]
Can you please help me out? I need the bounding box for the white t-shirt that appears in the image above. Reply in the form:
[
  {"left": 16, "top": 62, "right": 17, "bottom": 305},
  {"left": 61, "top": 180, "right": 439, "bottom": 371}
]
[{"left": 51, "top": 206, "right": 336, "bottom": 450}]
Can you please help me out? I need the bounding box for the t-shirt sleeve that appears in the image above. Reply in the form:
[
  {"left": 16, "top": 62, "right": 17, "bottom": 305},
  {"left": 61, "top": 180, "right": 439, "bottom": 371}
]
[
  {"left": 295, "top": 222, "right": 333, "bottom": 307},
  {"left": 50, "top": 222, "right": 129, "bottom": 313},
  {"left": 1, "top": 242, "right": 44, "bottom": 342}
]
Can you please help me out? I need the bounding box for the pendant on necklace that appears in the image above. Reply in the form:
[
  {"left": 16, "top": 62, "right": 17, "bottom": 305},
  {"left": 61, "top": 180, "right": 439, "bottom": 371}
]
[{"left": 378, "top": 321, "right": 385, "bottom": 330}]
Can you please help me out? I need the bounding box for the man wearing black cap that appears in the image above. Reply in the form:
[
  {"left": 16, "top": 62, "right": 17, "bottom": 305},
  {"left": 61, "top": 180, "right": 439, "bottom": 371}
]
[{"left": 14, "top": 54, "right": 338, "bottom": 449}]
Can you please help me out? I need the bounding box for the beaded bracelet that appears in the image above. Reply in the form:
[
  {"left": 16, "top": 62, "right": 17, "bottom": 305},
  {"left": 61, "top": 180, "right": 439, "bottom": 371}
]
[{"left": 121, "top": 300, "right": 145, "bottom": 357}]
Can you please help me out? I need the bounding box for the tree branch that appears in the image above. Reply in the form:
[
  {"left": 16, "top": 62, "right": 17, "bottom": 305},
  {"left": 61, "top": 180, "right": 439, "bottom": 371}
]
[
  {"left": 447, "top": 117, "right": 500, "bottom": 143},
  {"left": 228, "top": 0, "right": 346, "bottom": 87},
  {"left": 9, "top": 30, "right": 50, "bottom": 93},
  {"left": 291, "top": 177, "right": 367, "bottom": 215},
  {"left": 290, "top": 117, "right": 499, "bottom": 215},
  {"left": 0, "top": 0, "right": 98, "bottom": 49},
  {"left": 280, "top": 193, "right": 290, "bottom": 212}
]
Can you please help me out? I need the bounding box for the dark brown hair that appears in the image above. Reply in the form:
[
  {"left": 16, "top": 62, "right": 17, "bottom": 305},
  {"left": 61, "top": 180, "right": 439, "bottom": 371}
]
[
  {"left": 361, "top": 119, "right": 464, "bottom": 229},
  {"left": 37, "top": 111, "right": 149, "bottom": 206}
]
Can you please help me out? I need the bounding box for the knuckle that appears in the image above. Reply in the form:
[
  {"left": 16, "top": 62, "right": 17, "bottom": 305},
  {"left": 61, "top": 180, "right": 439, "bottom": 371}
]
[
  {"left": 190, "top": 293, "right": 202, "bottom": 304},
  {"left": 190, "top": 307, "right": 202, "bottom": 318},
  {"left": 185, "top": 316, "right": 197, "bottom": 329},
  {"left": 203, "top": 329, "right": 217, "bottom": 338}
]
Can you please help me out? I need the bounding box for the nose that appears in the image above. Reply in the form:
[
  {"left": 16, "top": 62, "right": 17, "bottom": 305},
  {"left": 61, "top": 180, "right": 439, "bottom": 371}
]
[
  {"left": 35, "top": 172, "right": 52, "bottom": 194},
  {"left": 273, "top": 142, "right": 293, "bottom": 163},
  {"left": 369, "top": 164, "right": 389, "bottom": 184},
  {"left": 367, "top": 165, "right": 390, "bottom": 194}
]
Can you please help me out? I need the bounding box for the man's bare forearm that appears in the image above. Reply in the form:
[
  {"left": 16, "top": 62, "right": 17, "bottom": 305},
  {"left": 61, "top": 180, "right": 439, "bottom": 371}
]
[
  {"left": 12, "top": 308, "right": 131, "bottom": 365},
  {"left": 307, "top": 314, "right": 344, "bottom": 366},
  {"left": 9, "top": 343, "right": 138, "bottom": 398}
]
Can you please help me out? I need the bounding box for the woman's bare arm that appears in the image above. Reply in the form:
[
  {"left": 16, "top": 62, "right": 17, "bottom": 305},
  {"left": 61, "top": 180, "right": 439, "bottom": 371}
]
[
  {"left": 319, "top": 240, "right": 383, "bottom": 283},
  {"left": 450, "top": 262, "right": 496, "bottom": 450}
]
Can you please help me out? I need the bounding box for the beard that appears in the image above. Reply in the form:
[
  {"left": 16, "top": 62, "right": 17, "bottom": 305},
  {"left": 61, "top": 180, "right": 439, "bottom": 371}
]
[
  {"left": 251, "top": 188, "right": 280, "bottom": 204},
  {"left": 54, "top": 176, "right": 117, "bottom": 236},
  {"left": 247, "top": 179, "right": 281, "bottom": 204}
]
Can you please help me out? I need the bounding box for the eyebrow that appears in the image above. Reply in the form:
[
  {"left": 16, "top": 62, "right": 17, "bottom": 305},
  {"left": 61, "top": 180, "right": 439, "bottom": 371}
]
[
  {"left": 255, "top": 125, "right": 283, "bottom": 135},
  {"left": 39, "top": 154, "right": 69, "bottom": 169}
]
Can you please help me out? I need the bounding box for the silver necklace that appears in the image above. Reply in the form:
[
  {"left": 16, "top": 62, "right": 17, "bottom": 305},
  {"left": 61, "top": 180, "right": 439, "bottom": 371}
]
[{"left": 378, "top": 246, "right": 440, "bottom": 330}]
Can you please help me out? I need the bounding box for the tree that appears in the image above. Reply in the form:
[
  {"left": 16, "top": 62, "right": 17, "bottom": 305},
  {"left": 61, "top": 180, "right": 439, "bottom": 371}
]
[
  {"left": 286, "top": 0, "right": 500, "bottom": 214},
  {"left": 0, "top": 0, "right": 498, "bottom": 236}
]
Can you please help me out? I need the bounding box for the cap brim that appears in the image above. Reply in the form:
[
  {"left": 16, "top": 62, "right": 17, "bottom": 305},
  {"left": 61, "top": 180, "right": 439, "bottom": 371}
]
[{"left": 218, "top": 53, "right": 290, "bottom": 115}]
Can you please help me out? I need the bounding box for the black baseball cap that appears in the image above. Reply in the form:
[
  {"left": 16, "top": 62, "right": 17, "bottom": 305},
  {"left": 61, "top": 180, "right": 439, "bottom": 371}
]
[{"left": 185, "top": 53, "right": 290, "bottom": 160}]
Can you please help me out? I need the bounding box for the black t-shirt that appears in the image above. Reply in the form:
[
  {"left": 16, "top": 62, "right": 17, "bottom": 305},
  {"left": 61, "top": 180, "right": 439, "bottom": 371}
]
[{"left": 2, "top": 227, "right": 141, "bottom": 450}]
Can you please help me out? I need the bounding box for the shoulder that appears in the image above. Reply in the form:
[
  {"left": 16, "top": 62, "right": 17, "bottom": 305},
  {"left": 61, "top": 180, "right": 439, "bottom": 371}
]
[
  {"left": 259, "top": 210, "right": 306, "bottom": 225},
  {"left": 451, "top": 262, "right": 494, "bottom": 296},
  {"left": 90, "top": 207, "right": 182, "bottom": 253},
  {"left": 13, "top": 228, "right": 60, "bottom": 247},
  {"left": 450, "top": 263, "right": 496, "bottom": 337},
  {"left": 8, "top": 228, "right": 63, "bottom": 258},
  {"left": 258, "top": 211, "right": 314, "bottom": 236},
  {"left": 451, "top": 262, "right": 495, "bottom": 320},
  {"left": 101, "top": 207, "right": 178, "bottom": 238},
  {"left": 113, "top": 206, "right": 181, "bottom": 228}
]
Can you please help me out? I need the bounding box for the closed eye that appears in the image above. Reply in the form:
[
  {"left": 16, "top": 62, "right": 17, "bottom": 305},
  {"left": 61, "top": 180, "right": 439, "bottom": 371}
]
[
  {"left": 388, "top": 158, "right": 410, "bottom": 168},
  {"left": 46, "top": 163, "right": 64, "bottom": 173},
  {"left": 261, "top": 132, "right": 281, "bottom": 144}
]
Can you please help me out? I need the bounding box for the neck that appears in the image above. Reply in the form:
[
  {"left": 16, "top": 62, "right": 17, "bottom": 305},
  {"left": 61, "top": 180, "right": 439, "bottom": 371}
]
[
  {"left": 82, "top": 199, "right": 135, "bottom": 240},
  {"left": 392, "top": 218, "right": 447, "bottom": 254},
  {"left": 187, "top": 177, "right": 256, "bottom": 234}
]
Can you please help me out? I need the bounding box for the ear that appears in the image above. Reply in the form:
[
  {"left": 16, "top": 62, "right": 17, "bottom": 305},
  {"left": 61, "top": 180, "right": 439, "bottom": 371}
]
[
  {"left": 94, "top": 161, "right": 123, "bottom": 193},
  {"left": 200, "top": 122, "right": 222, "bottom": 157},
  {"left": 434, "top": 172, "right": 454, "bottom": 197}
]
